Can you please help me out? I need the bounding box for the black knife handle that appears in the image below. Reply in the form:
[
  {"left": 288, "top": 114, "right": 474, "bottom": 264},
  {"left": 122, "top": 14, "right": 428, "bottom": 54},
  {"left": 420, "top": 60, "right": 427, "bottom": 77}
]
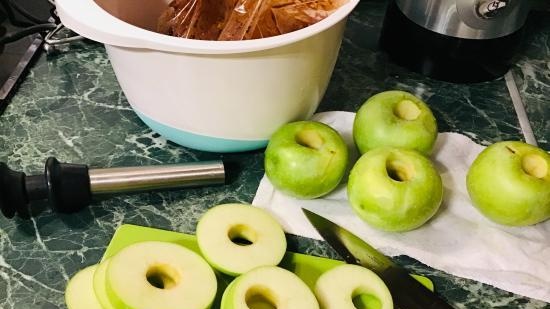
[{"left": 382, "top": 267, "right": 455, "bottom": 309}]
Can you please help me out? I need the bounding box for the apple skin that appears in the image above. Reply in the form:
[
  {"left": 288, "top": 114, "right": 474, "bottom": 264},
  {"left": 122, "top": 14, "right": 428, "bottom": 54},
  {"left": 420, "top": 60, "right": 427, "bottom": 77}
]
[
  {"left": 466, "top": 141, "right": 550, "bottom": 226},
  {"left": 353, "top": 90, "right": 438, "bottom": 156},
  {"left": 347, "top": 147, "right": 443, "bottom": 232},
  {"left": 93, "top": 259, "right": 117, "bottom": 309},
  {"left": 265, "top": 121, "right": 349, "bottom": 199}
]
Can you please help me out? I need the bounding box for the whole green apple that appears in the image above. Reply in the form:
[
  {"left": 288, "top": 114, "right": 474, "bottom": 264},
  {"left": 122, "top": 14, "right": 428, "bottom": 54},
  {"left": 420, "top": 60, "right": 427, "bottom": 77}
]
[
  {"left": 347, "top": 147, "right": 443, "bottom": 232},
  {"left": 466, "top": 141, "right": 550, "bottom": 226},
  {"left": 265, "top": 121, "right": 349, "bottom": 199},
  {"left": 353, "top": 90, "right": 438, "bottom": 156}
]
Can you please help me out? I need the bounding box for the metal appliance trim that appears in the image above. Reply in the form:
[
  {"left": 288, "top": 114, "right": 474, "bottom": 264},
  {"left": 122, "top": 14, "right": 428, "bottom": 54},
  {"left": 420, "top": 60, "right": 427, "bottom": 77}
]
[{"left": 394, "top": 0, "right": 530, "bottom": 39}]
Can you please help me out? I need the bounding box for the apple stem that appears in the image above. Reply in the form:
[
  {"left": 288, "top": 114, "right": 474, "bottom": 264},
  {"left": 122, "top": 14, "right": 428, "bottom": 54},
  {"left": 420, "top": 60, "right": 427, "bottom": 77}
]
[{"left": 505, "top": 146, "right": 517, "bottom": 154}]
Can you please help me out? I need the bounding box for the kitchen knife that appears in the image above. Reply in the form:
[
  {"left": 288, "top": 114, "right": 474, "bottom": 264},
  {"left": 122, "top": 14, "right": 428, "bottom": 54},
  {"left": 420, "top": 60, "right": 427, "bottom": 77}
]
[{"left": 302, "top": 208, "right": 455, "bottom": 309}]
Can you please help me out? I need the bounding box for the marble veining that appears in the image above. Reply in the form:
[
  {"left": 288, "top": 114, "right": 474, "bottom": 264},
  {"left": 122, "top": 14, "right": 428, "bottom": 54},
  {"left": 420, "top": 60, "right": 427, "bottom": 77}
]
[
  {"left": 0, "top": 0, "right": 548, "bottom": 308},
  {"left": 512, "top": 10, "right": 550, "bottom": 150}
]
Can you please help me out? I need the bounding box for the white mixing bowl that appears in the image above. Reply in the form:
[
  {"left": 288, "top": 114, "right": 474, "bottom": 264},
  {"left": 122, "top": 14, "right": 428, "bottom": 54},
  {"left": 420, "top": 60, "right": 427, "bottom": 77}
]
[{"left": 56, "top": 0, "right": 359, "bottom": 152}]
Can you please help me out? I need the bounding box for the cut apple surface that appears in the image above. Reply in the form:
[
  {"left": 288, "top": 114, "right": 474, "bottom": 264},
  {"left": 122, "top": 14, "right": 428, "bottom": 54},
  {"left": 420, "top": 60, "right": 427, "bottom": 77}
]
[
  {"left": 265, "top": 120, "right": 349, "bottom": 199},
  {"left": 221, "top": 266, "right": 319, "bottom": 309},
  {"left": 467, "top": 141, "right": 550, "bottom": 226},
  {"left": 353, "top": 90, "right": 438, "bottom": 156},
  {"left": 347, "top": 147, "right": 443, "bottom": 232},
  {"left": 197, "top": 203, "right": 287, "bottom": 276},
  {"left": 65, "top": 265, "right": 103, "bottom": 309},
  {"left": 105, "top": 241, "right": 217, "bottom": 309},
  {"left": 314, "top": 264, "right": 393, "bottom": 309}
]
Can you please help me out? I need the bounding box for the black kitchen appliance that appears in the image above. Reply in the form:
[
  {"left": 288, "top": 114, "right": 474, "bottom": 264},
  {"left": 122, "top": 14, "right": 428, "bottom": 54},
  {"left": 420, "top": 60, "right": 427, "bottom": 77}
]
[
  {"left": 379, "top": 0, "right": 532, "bottom": 83},
  {"left": 0, "top": 0, "right": 55, "bottom": 113}
]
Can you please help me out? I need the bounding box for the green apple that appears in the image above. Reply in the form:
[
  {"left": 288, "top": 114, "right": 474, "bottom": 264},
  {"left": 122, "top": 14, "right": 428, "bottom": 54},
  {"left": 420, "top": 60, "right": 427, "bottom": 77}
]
[
  {"left": 197, "top": 203, "right": 287, "bottom": 276},
  {"left": 466, "top": 141, "right": 550, "bottom": 226},
  {"left": 93, "top": 259, "right": 117, "bottom": 309},
  {"left": 265, "top": 120, "right": 349, "bottom": 199},
  {"left": 65, "top": 265, "right": 103, "bottom": 309},
  {"left": 221, "top": 266, "right": 319, "bottom": 309},
  {"left": 314, "top": 264, "right": 393, "bottom": 309},
  {"left": 105, "top": 241, "right": 217, "bottom": 309},
  {"left": 347, "top": 147, "right": 443, "bottom": 232},
  {"left": 353, "top": 90, "right": 438, "bottom": 156}
]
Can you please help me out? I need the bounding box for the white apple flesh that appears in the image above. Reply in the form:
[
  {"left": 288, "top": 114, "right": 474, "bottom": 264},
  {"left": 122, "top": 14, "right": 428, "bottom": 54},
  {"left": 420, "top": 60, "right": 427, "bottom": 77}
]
[
  {"left": 265, "top": 121, "right": 349, "bottom": 199},
  {"left": 197, "top": 204, "right": 287, "bottom": 276},
  {"left": 221, "top": 266, "right": 319, "bottom": 309},
  {"left": 105, "top": 241, "right": 217, "bottom": 309},
  {"left": 65, "top": 265, "right": 103, "bottom": 309},
  {"left": 353, "top": 91, "right": 438, "bottom": 156},
  {"left": 314, "top": 264, "right": 393, "bottom": 309},
  {"left": 467, "top": 141, "right": 550, "bottom": 226},
  {"left": 347, "top": 147, "right": 443, "bottom": 232}
]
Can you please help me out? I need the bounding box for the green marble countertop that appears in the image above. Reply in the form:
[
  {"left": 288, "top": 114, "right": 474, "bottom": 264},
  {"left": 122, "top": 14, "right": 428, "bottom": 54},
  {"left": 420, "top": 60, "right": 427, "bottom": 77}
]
[{"left": 0, "top": 1, "right": 549, "bottom": 308}]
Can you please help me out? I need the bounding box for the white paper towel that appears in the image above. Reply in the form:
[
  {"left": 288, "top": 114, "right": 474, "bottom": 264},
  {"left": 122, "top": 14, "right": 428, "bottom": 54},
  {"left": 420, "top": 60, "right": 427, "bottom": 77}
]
[{"left": 252, "top": 111, "right": 550, "bottom": 303}]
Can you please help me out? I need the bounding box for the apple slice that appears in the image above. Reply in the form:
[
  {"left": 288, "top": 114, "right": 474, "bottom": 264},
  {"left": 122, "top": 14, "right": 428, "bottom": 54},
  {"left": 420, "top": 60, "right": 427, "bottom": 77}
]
[
  {"left": 105, "top": 241, "right": 217, "bottom": 309},
  {"left": 467, "top": 141, "right": 550, "bottom": 226},
  {"left": 93, "top": 259, "right": 117, "bottom": 309},
  {"left": 264, "top": 120, "right": 349, "bottom": 199},
  {"left": 314, "top": 264, "right": 393, "bottom": 309},
  {"left": 221, "top": 266, "right": 319, "bottom": 309},
  {"left": 347, "top": 147, "right": 443, "bottom": 232},
  {"left": 65, "top": 265, "right": 103, "bottom": 309},
  {"left": 353, "top": 90, "right": 438, "bottom": 156},
  {"left": 196, "top": 203, "right": 286, "bottom": 276}
]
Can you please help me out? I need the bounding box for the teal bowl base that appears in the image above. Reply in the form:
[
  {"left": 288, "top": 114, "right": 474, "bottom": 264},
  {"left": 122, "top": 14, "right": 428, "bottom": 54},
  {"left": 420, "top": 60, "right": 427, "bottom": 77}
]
[{"left": 136, "top": 112, "right": 268, "bottom": 153}]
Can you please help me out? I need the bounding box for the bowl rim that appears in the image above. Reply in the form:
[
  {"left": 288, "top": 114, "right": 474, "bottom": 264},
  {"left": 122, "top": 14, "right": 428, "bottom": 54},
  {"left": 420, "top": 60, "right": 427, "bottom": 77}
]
[{"left": 56, "top": 0, "right": 360, "bottom": 54}]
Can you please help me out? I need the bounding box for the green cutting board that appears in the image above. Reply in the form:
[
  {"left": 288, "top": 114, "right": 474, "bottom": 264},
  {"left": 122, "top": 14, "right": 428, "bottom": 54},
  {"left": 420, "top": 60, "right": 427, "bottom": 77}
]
[{"left": 102, "top": 224, "right": 434, "bottom": 308}]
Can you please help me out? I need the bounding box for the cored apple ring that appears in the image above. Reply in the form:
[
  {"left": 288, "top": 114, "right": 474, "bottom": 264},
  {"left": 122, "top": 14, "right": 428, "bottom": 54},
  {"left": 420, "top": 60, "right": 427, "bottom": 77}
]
[
  {"left": 221, "top": 266, "right": 319, "bottom": 309},
  {"left": 315, "top": 264, "right": 393, "bottom": 309},
  {"left": 104, "top": 241, "right": 217, "bottom": 309},
  {"left": 196, "top": 203, "right": 287, "bottom": 276}
]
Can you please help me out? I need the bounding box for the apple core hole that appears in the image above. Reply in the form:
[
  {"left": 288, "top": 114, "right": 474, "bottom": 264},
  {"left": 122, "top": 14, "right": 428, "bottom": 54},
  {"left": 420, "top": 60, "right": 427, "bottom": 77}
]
[
  {"left": 295, "top": 129, "right": 325, "bottom": 150},
  {"left": 245, "top": 286, "right": 277, "bottom": 309},
  {"left": 522, "top": 154, "right": 548, "bottom": 179},
  {"left": 386, "top": 159, "right": 415, "bottom": 182},
  {"left": 394, "top": 99, "right": 421, "bottom": 121},
  {"left": 352, "top": 290, "right": 382, "bottom": 309},
  {"left": 228, "top": 224, "right": 257, "bottom": 246},
  {"left": 146, "top": 264, "right": 179, "bottom": 290}
]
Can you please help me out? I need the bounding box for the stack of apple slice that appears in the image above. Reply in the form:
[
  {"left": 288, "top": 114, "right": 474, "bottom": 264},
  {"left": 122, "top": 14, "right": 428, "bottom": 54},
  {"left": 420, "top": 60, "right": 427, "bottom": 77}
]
[
  {"left": 66, "top": 241, "right": 218, "bottom": 309},
  {"left": 264, "top": 90, "right": 550, "bottom": 231},
  {"left": 65, "top": 203, "right": 395, "bottom": 309}
]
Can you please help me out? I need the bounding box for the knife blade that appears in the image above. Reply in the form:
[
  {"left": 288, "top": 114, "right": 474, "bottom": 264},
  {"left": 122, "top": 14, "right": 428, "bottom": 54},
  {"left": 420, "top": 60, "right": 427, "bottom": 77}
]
[{"left": 302, "top": 208, "right": 455, "bottom": 309}]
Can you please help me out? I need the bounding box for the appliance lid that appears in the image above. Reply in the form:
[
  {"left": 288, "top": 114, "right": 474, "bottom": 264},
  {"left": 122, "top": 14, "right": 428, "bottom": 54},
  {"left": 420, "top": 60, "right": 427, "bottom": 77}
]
[{"left": 395, "top": 0, "right": 531, "bottom": 39}]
